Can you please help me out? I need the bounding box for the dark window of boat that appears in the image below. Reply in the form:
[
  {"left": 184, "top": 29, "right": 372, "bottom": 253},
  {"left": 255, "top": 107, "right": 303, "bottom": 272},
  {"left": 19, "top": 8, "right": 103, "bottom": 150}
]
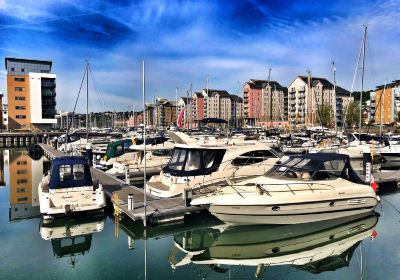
[
  {"left": 152, "top": 149, "right": 172, "bottom": 157},
  {"left": 55, "top": 164, "right": 92, "bottom": 188},
  {"left": 232, "top": 150, "right": 275, "bottom": 166},
  {"left": 115, "top": 144, "right": 123, "bottom": 156},
  {"left": 163, "top": 148, "right": 225, "bottom": 176}
]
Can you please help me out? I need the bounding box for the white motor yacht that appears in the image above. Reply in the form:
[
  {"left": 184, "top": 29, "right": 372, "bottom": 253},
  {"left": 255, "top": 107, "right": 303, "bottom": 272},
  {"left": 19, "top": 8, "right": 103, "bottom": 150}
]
[
  {"left": 309, "top": 133, "right": 383, "bottom": 159},
  {"left": 380, "top": 144, "right": 400, "bottom": 167},
  {"left": 38, "top": 156, "right": 105, "bottom": 219},
  {"left": 191, "top": 153, "right": 378, "bottom": 225},
  {"left": 146, "top": 132, "right": 282, "bottom": 198},
  {"left": 106, "top": 140, "right": 174, "bottom": 176}
]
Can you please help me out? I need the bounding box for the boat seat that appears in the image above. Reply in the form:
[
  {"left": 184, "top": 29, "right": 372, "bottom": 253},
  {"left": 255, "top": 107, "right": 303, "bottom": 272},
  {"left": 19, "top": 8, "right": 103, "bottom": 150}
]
[{"left": 147, "top": 181, "right": 170, "bottom": 191}]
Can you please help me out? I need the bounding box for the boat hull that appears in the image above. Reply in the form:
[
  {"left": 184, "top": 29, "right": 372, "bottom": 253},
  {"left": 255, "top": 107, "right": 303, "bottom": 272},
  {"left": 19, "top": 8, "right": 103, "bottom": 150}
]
[
  {"left": 380, "top": 153, "right": 400, "bottom": 167},
  {"left": 208, "top": 196, "right": 378, "bottom": 225}
]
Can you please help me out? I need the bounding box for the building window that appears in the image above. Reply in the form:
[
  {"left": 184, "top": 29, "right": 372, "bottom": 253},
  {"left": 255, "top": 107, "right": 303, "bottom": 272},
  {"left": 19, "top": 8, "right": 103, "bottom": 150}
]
[
  {"left": 17, "top": 161, "right": 27, "bottom": 165},
  {"left": 11, "top": 67, "right": 14, "bottom": 71},
  {"left": 17, "top": 179, "right": 28, "bottom": 184},
  {"left": 15, "top": 87, "right": 25, "bottom": 92},
  {"left": 16, "top": 115, "right": 26, "bottom": 119},
  {"left": 14, "top": 77, "right": 25, "bottom": 82},
  {"left": 17, "top": 188, "right": 27, "bottom": 193},
  {"left": 17, "top": 197, "right": 28, "bottom": 202},
  {"left": 17, "top": 170, "right": 27, "bottom": 174},
  {"left": 15, "top": 96, "right": 25, "bottom": 101},
  {"left": 15, "top": 106, "right": 26, "bottom": 110},
  {"left": 21, "top": 68, "right": 25, "bottom": 72}
]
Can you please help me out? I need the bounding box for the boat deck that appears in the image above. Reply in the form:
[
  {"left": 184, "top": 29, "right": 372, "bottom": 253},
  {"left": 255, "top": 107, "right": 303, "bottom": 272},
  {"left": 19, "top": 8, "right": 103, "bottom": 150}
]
[{"left": 38, "top": 143, "right": 204, "bottom": 225}]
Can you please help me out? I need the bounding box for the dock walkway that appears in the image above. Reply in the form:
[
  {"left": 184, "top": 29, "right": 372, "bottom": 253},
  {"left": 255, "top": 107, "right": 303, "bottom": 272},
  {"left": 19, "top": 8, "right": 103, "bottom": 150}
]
[{"left": 38, "top": 143, "right": 203, "bottom": 225}]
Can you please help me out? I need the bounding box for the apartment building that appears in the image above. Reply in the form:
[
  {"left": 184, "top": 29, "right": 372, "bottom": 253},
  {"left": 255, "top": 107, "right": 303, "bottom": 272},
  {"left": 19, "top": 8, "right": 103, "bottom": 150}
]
[
  {"left": 144, "top": 103, "right": 155, "bottom": 127},
  {"left": 242, "top": 80, "right": 265, "bottom": 121},
  {"left": 2, "top": 103, "right": 7, "bottom": 130},
  {"left": 154, "top": 98, "right": 177, "bottom": 127},
  {"left": 242, "top": 79, "right": 288, "bottom": 127},
  {"left": 370, "top": 80, "right": 400, "bottom": 124},
  {"left": 288, "top": 75, "right": 351, "bottom": 127},
  {"left": 5, "top": 58, "right": 57, "bottom": 131},
  {"left": 202, "top": 89, "right": 232, "bottom": 122},
  {"left": 230, "top": 95, "right": 243, "bottom": 127},
  {"left": 177, "top": 97, "right": 194, "bottom": 127},
  {"left": 192, "top": 92, "right": 204, "bottom": 121}
]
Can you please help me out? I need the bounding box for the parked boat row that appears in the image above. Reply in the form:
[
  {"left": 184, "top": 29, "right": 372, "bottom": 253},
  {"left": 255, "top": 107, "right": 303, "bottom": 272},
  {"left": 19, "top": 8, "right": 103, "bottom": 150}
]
[{"left": 37, "top": 129, "right": 391, "bottom": 226}]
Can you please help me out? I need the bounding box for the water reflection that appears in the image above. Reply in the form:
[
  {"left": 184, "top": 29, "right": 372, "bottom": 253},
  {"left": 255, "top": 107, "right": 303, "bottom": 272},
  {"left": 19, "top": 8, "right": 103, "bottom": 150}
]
[
  {"left": 8, "top": 149, "right": 50, "bottom": 221},
  {"left": 39, "top": 215, "right": 105, "bottom": 269},
  {"left": 171, "top": 212, "right": 379, "bottom": 278}
]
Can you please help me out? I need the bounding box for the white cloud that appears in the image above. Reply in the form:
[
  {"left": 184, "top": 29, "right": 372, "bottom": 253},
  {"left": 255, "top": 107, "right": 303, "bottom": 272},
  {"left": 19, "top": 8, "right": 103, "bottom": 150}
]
[{"left": 0, "top": 0, "right": 6, "bottom": 10}]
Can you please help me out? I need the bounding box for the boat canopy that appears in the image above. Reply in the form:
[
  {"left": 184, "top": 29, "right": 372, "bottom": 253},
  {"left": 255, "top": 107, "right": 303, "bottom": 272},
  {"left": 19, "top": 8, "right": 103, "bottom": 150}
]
[
  {"left": 267, "top": 153, "right": 364, "bottom": 184},
  {"left": 104, "top": 139, "right": 133, "bottom": 159},
  {"left": 49, "top": 156, "right": 93, "bottom": 189},
  {"left": 163, "top": 147, "right": 226, "bottom": 176}
]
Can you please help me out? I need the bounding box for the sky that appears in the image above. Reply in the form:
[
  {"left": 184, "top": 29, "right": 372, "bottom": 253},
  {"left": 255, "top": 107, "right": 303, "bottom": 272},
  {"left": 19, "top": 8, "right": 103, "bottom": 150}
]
[{"left": 0, "top": 0, "right": 399, "bottom": 113}]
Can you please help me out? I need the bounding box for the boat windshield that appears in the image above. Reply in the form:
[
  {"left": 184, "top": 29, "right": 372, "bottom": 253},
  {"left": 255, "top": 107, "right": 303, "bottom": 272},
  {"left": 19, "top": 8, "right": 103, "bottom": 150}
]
[
  {"left": 266, "top": 154, "right": 363, "bottom": 183},
  {"left": 163, "top": 148, "right": 226, "bottom": 176}
]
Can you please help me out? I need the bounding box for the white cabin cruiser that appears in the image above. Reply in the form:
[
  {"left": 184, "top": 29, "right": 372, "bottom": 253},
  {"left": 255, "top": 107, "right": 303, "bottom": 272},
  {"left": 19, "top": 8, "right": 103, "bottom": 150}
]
[
  {"left": 38, "top": 156, "right": 105, "bottom": 219},
  {"left": 170, "top": 212, "right": 378, "bottom": 277},
  {"left": 191, "top": 153, "right": 378, "bottom": 225},
  {"left": 147, "top": 136, "right": 281, "bottom": 198},
  {"left": 309, "top": 133, "right": 383, "bottom": 159},
  {"left": 281, "top": 138, "right": 315, "bottom": 154},
  {"left": 106, "top": 141, "right": 174, "bottom": 176},
  {"left": 380, "top": 144, "right": 400, "bottom": 167}
]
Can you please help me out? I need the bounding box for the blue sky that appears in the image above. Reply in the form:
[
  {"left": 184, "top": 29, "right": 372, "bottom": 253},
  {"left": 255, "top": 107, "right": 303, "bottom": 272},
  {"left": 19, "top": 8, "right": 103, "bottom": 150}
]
[{"left": 0, "top": 0, "right": 399, "bottom": 113}]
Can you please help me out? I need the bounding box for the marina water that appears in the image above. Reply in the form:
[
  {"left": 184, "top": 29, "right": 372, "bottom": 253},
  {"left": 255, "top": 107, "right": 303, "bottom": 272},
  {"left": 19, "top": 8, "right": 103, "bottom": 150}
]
[{"left": 1, "top": 148, "right": 400, "bottom": 280}]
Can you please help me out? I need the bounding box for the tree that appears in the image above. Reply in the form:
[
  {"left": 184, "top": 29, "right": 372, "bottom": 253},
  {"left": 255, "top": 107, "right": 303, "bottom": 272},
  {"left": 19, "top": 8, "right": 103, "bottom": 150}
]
[
  {"left": 345, "top": 101, "right": 361, "bottom": 127},
  {"left": 317, "top": 104, "right": 333, "bottom": 127}
]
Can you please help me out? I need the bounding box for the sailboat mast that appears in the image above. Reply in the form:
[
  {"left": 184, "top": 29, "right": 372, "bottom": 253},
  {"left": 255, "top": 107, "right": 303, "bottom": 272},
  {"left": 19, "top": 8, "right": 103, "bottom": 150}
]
[
  {"left": 267, "top": 68, "right": 272, "bottom": 129},
  {"left": 142, "top": 60, "right": 147, "bottom": 227},
  {"left": 359, "top": 25, "right": 367, "bottom": 142},
  {"left": 86, "top": 61, "right": 89, "bottom": 140},
  {"left": 332, "top": 61, "right": 337, "bottom": 136},
  {"left": 380, "top": 80, "right": 386, "bottom": 137}
]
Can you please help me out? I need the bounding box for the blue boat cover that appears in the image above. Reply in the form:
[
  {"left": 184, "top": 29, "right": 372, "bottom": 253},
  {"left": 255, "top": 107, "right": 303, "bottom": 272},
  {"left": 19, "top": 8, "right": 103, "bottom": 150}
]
[{"left": 48, "top": 156, "right": 93, "bottom": 189}]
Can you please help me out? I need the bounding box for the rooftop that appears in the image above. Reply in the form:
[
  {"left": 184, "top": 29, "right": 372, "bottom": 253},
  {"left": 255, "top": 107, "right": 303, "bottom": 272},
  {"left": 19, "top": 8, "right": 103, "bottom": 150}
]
[{"left": 5, "top": 57, "right": 52, "bottom": 70}]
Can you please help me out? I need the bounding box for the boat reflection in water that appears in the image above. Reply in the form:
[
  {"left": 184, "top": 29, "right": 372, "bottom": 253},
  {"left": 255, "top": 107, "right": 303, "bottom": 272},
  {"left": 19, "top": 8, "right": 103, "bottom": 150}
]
[
  {"left": 170, "top": 212, "right": 379, "bottom": 278},
  {"left": 39, "top": 215, "right": 105, "bottom": 269}
]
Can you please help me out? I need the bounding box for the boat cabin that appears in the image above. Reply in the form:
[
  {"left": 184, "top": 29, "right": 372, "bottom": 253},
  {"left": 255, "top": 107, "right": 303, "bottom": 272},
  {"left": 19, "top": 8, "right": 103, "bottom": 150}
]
[
  {"left": 266, "top": 153, "right": 364, "bottom": 183},
  {"left": 163, "top": 147, "right": 226, "bottom": 176},
  {"left": 103, "top": 139, "right": 133, "bottom": 161},
  {"left": 48, "top": 156, "right": 93, "bottom": 190}
]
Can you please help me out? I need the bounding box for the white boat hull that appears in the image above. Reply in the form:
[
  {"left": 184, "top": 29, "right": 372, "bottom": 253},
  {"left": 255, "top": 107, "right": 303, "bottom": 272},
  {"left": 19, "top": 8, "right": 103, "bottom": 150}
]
[{"left": 208, "top": 196, "right": 377, "bottom": 225}]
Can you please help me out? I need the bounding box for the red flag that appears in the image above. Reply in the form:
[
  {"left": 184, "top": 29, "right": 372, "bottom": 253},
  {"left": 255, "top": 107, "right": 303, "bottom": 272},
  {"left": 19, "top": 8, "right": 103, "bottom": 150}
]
[
  {"left": 371, "top": 181, "right": 378, "bottom": 192},
  {"left": 177, "top": 109, "right": 185, "bottom": 128}
]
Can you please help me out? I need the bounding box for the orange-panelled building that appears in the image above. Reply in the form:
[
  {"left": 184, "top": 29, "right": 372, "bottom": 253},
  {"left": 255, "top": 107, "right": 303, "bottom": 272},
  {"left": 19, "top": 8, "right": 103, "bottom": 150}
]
[
  {"left": 372, "top": 80, "right": 400, "bottom": 125},
  {"left": 7, "top": 74, "right": 31, "bottom": 130},
  {"left": 5, "top": 57, "right": 57, "bottom": 131}
]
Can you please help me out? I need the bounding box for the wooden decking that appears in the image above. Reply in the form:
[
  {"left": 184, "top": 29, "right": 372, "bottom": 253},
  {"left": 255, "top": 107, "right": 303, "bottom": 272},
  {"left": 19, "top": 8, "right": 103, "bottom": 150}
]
[{"left": 39, "top": 143, "right": 204, "bottom": 225}]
